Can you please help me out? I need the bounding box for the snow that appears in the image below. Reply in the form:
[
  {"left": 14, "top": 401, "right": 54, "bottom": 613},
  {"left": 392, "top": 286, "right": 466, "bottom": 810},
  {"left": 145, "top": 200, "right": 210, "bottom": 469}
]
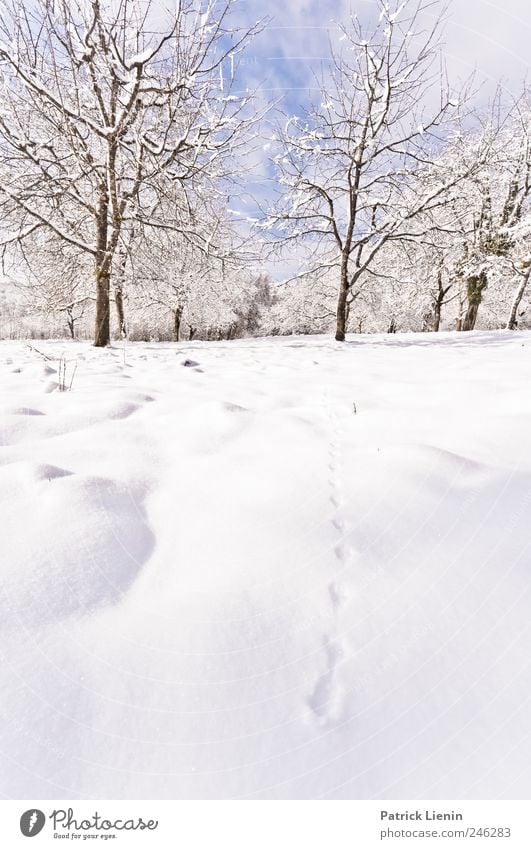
[
  {"left": 0, "top": 331, "right": 530, "bottom": 800},
  {"left": 130, "top": 49, "right": 154, "bottom": 66}
]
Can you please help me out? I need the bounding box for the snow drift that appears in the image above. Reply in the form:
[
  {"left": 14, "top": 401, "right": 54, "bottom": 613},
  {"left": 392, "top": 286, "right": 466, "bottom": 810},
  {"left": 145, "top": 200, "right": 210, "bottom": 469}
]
[{"left": 0, "top": 332, "right": 530, "bottom": 799}]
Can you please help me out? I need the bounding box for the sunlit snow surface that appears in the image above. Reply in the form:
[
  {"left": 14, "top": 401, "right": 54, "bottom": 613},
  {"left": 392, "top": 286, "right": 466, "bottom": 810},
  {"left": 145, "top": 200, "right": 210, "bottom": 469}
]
[{"left": 0, "top": 332, "right": 530, "bottom": 799}]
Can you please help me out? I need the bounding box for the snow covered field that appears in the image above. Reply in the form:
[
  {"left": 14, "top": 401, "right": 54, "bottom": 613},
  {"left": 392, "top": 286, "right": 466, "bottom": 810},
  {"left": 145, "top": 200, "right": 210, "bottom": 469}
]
[{"left": 0, "top": 331, "right": 530, "bottom": 800}]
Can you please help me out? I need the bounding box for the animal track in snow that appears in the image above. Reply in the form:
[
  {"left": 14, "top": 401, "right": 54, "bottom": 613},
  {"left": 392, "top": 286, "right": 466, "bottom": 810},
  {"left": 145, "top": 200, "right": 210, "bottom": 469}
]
[
  {"left": 328, "top": 580, "right": 350, "bottom": 610},
  {"left": 305, "top": 392, "right": 356, "bottom": 727},
  {"left": 331, "top": 515, "right": 348, "bottom": 533},
  {"left": 334, "top": 541, "right": 355, "bottom": 563},
  {"left": 329, "top": 493, "right": 343, "bottom": 510}
]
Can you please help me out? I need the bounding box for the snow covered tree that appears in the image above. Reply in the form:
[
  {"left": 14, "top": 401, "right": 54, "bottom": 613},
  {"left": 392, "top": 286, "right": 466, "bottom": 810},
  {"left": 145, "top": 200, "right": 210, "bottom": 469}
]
[
  {"left": 129, "top": 200, "right": 260, "bottom": 341},
  {"left": 242, "top": 272, "right": 277, "bottom": 335},
  {"left": 267, "top": 0, "right": 475, "bottom": 341},
  {"left": 0, "top": 0, "right": 260, "bottom": 346},
  {"left": 443, "top": 92, "right": 531, "bottom": 331},
  {"left": 8, "top": 233, "right": 92, "bottom": 338},
  {"left": 505, "top": 218, "right": 531, "bottom": 330}
]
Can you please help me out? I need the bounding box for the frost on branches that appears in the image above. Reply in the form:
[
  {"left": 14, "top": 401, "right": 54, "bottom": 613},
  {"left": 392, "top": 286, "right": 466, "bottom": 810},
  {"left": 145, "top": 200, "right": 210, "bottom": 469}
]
[
  {"left": 0, "top": 0, "right": 261, "bottom": 345},
  {"left": 265, "top": 0, "right": 474, "bottom": 341},
  {"left": 0, "top": 0, "right": 529, "bottom": 343}
]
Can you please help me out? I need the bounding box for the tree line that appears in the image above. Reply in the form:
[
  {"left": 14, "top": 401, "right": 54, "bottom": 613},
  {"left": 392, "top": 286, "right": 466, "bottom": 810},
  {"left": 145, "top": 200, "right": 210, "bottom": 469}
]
[{"left": 0, "top": 0, "right": 529, "bottom": 343}]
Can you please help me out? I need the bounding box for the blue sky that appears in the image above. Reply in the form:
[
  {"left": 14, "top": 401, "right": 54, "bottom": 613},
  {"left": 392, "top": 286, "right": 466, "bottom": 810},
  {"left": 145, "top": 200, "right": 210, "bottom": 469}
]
[{"left": 235, "top": 0, "right": 531, "bottom": 105}]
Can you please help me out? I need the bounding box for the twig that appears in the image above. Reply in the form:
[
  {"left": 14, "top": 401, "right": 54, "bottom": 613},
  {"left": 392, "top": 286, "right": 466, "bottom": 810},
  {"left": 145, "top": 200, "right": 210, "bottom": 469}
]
[
  {"left": 69, "top": 363, "right": 78, "bottom": 392},
  {"left": 26, "top": 343, "right": 54, "bottom": 361}
]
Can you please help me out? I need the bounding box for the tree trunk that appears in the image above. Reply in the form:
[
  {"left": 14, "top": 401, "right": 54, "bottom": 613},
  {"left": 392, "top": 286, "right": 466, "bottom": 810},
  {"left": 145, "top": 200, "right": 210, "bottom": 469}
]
[
  {"left": 430, "top": 270, "right": 451, "bottom": 332},
  {"left": 115, "top": 290, "right": 126, "bottom": 338},
  {"left": 188, "top": 325, "right": 196, "bottom": 341},
  {"left": 115, "top": 287, "right": 126, "bottom": 338},
  {"left": 94, "top": 265, "right": 110, "bottom": 347},
  {"left": 114, "top": 249, "right": 127, "bottom": 338},
  {"left": 66, "top": 309, "right": 75, "bottom": 340},
  {"left": 507, "top": 269, "right": 531, "bottom": 330},
  {"left": 94, "top": 191, "right": 110, "bottom": 347},
  {"left": 335, "top": 260, "right": 349, "bottom": 342},
  {"left": 461, "top": 302, "right": 479, "bottom": 332},
  {"left": 460, "top": 272, "right": 488, "bottom": 332},
  {"left": 455, "top": 294, "right": 465, "bottom": 331}
]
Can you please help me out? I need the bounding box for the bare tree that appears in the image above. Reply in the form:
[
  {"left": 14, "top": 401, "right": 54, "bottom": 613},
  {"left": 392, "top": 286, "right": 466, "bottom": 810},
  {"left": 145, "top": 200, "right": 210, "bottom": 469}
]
[{"left": 0, "top": 0, "right": 260, "bottom": 346}]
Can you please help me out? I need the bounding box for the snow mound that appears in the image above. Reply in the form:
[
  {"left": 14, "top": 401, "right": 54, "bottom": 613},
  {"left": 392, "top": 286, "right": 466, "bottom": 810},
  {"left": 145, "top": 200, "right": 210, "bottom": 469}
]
[{"left": 0, "top": 463, "right": 153, "bottom": 626}]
